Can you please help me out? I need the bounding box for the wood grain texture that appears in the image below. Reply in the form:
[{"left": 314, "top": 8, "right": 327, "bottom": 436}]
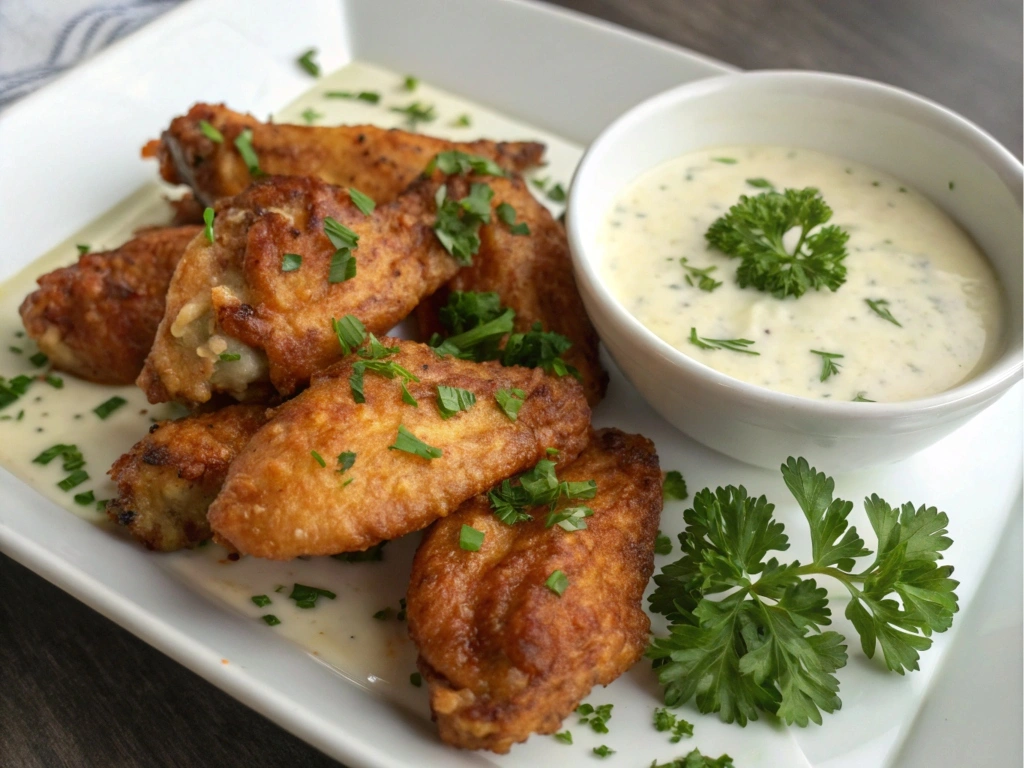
[{"left": 2, "top": 2, "right": 1020, "bottom": 767}]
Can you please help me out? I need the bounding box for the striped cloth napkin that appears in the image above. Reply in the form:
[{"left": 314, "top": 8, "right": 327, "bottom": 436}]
[{"left": 0, "top": 0, "right": 183, "bottom": 110}]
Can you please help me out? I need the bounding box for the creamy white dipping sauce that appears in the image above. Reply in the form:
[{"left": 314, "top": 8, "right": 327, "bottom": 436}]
[{"left": 600, "top": 145, "right": 1005, "bottom": 402}]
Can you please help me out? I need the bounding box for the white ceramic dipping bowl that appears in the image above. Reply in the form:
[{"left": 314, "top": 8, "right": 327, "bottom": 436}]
[{"left": 567, "top": 71, "right": 1023, "bottom": 471}]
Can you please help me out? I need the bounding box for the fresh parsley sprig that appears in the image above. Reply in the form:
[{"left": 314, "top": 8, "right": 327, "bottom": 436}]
[
  {"left": 647, "top": 457, "right": 958, "bottom": 727},
  {"left": 706, "top": 187, "right": 849, "bottom": 299}
]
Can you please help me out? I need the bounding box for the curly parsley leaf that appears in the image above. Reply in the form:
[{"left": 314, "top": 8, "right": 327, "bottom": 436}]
[
  {"left": 706, "top": 187, "right": 849, "bottom": 299},
  {"left": 651, "top": 749, "right": 736, "bottom": 768},
  {"left": 647, "top": 456, "right": 958, "bottom": 727},
  {"left": 663, "top": 470, "right": 688, "bottom": 500}
]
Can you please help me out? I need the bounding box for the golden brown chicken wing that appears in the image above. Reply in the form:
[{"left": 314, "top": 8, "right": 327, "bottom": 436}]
[
  {"left": 206, "top": 339, "right": 591, "bottom": 560},
  {"left": 19, "top": 226, "right": 200, "bottom": 385},
  {"left": 407, "top": 428, "right": 661, "bottom": 753},
  {"left": 143, "top": 103, "right": 546, "bottom": 206},
  {"left": 106, "top": 404, "right": 270, "bottom": 551},
  {"left": 416, "top": 175, "right": 608, "bottom": 405},
  {"left": 137, "top": 174, "right": 462, "bottom": 406}
]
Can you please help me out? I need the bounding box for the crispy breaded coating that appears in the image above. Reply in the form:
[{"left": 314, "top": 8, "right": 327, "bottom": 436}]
[
  {"left": 417, "top": 175, "right": 607, "bottom": 405},
  {"left": 137, "top": 175, "right": 461, "bottom": 406},
  {"left": 107, "top": 404, "right": 270, "bottom": 551},
  {"left": 18, "top": 226, "right": 200, "bottom": 385},
  {"left": 143, "top": 103, "right": 546, "bottom": 206},
  {"left": 407, "top": 428, "right": 661, "bottom": 753},
  {"left": 207, "top": 339, "right": 591, "bottom": 560}
]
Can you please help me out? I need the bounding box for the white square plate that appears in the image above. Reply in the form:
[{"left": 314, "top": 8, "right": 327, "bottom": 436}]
[{"left": 0, "top": 1, "right": 1020, "bottom": 766}]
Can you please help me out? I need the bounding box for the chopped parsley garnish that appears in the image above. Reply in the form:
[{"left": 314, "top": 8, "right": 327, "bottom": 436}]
[
  {"left": 310, "top": 450, "right": 327, "bottom": 467},
  {"left": 545, "top": 569, "right": 568, "bottom": 596},
  {"left": 545, "top": 506, "right": 593, "bottom": 531},
  {"left": 199, "top": 119, "right": 223, "bottom": 143},
  {"left": 325, "top": 90, "right": 380, "bottom": 103},
  {"left": 502, "top": 323, "right": 577, "bottom": 377},
  {"left": 401, "top": 381, "right": 418, "bottom": 406},
  {"left": 430, "top": 307, "right": 515, "bottom": 361},
  {"left": 746, "top": 177, "right": 774, "bottom": 189},
  {"left": 234, "top": 128, "right": 263, "bottom": 176},
  {"left": 203, "top": 207, "right": 215, "bottom": 243},
  {"left": 331, "top": 314, "right": 367, "bottom": 355},
  {"left": 811, "top": 349, "right": 844, "bottom": 381},
  {"left": 432, "top": 182, "right": 493, "bottom": 265},
  {"left": 73, "top": 490, "right": 95, "bottom": 506},
  {"left": 489, "top": 459, "right": 596, "bottom": 526},
  {"left": 301, "top": 107, "right": 323, "bottom": 125},
  {"left": 452, "top": 114, "right": 472, "bottom": 127},
  {"left": 281, "top": 253, "right": 302, "bottom": 272},
  {"left": 459, "top": 524, "right": 485, "bottom": 551},
  {"left": 688, "top": 328, "right": 759, "bottom": 355},
  {"left": 57, "top": 470, "right": 89, "bottom": 491},
  {"left": 494, "top": 387, "right": 525, "bottom": 421},
  {"left": 332, "top": 542, "right": 386, "bottom": 562},
  {"left": 853, "top": 392, "right": 876, "bottom": 403},
  {"left": 577, "top": 702, "right": 613, "bottom": 733},
  {"left": 553, "top": 731, "right": 573, "bottom": 744},
  {"left": 436, "top": 385, "right": 476, "bottom": 419},
  {"left": 33, "top": 444, "right": 82, "bottom": 468},
  {"left": 329, "top": 249, "right": 357, "bottom": 282},
  {"left": 372, "top": 608, "right": 393, "bottom": 619},
  {"left": 679, "top": 257, "right": 722, "bottom": 292},
  {"left": 390, "top": 101, "right": 436, "bottom": 128},
  {"left": 712, "top": 157, "right": 738, "bottom": 164},
  {"left": 337, "top": 451, "right": 356, "bottom": 473},
  {"left": 410, "top": 672, "right": 423, "bottom": 687},
  {"left": 29, "top": 352, "right": 48, "bottom": 368},
  {"left": 654, "top": 531, "right": 673, "bottom": 555},
  {"left": 348, "top": 187, "right": 376, "bottom": 216},
  {"left": 653, "top": 707, "right": 693, "bottom": 742},
  {"left": 297, "top": 48, "right": 320, "bottom": 77},
  {"left": 76, "top": 244, "right": 91, "bottom": 255},
  {"left": 218, "top": 352, "right": 240, "bottom": 362},
  {"left": 496, "top": 202, "right": 530, "bottom": 235},
  {"left": 251, "top": 595, "right": 272, "bottom": 607},
  {"left": 0, "top": 375, "right": 33, "bottom": 409},
  {"left": 865, "top": 298, "right": 902, "bottom": 327},
  {"left": 262, "top": 615, "right": 281, "bottom": 626},
  {"left": 706, "top": 187, "right": 849, "bottom": 298},
  {"left": 350, "top": 353, "right": 418, "bottom": 404},
  {"left": 397, "top": 598, "right": 407, "bottom": 620},
  {"left": 402, "top": 75, "right": 419, "bottom": 91},
  {"left": 647, "top": 457, "right": 959, "bottom": 726},
  {"left": 288, "top": 583, "right": 337, "bottom": 609},
  {"left": 93, "top": 396, "right": 127, "bottom": 419},
  {"left": 388, "top": 425, "right": 442, "bottom": 460},
  {"left": 424, "top": 150, "right": 505, "bottom": 178},
  {"left": 324, "top": 218, "right": 359, "bottom": 247},
  {"left": 593, "top": 746, "right": 615, "bottom": 758},
  {"left": 546, "top": 183, "right": 567, "bottom": 203},
  {"left": 663, "top": 470, "right": 688, "bottom": 500},
  {"left": 45, "top": 375, "right": 63, "bottom": 389},
  {"left": 652, "top": 750, "right": 734, "bottom": 768}
]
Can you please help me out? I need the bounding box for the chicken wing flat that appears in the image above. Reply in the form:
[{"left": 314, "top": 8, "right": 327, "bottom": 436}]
[
  {"left": 407, "top": 428, "right": 661, "bottom": 753},
  {"left": 137, "top": 175, "right": 461, "bottom": 406},
  {"left": 19, "top": 226, "right": 200, "bottom": 385},
  {"left": 107, "top": 404, "right": 270, "bottom": 551},
  {"left": 417, "top": 175, "right": 607, "bottom": 405},
  {"left": 207, "top": 339, "right": 591, "bottom": 560},
  {"left": 144, "top": 103, "right": 546, "bottom": 206}
]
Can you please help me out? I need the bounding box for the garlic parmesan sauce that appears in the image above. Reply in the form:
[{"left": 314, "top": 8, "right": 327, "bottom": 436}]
[
  {"left": 0, "top": 61, "right": 582, "bottom": 704},
  {"left": 600, "top": 146, "right": 1005, "bottom": 402}
]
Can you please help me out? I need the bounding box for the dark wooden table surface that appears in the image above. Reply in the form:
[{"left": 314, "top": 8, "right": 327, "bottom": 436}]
[{"left": 2, "top": 1, "right": 1021, "bottom": 766}]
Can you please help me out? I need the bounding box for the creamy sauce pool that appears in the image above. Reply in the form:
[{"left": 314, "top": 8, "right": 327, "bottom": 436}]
[
  {"left": 0, "top": 61, "right": 582, "bottom": 705},
  {"left": 600, "top": 146, "right": 1004, "bottom": 402}
]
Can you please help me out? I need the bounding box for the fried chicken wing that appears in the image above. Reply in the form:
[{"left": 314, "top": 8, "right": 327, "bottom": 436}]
[
  {"left": 19, "top": 226, "right": 200, "bottom": 385},
  {"left": 417, "top": 175, "right": 607, "bottom": 405},
  {"left": 144, "top": 103, "right": 545, "bottom": 206},
  {"left": 207, "top": 339, "right": 591, "bottom": 560},
  {"left": 137, "top": 175, "right": 461, "bottom": 406},
  {"left": 107, "top": 404, "right": 270, "bottom": 551},
  {"left": 407, "top": 428, "right": 661, "bottom": 753}
]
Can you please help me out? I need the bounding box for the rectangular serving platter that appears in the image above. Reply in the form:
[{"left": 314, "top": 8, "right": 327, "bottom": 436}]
[{"left": 0, "top": 1, "right": 1020, "bottom": 767}]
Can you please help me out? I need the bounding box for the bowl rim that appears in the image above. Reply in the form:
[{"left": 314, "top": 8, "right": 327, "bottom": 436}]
[{"left": 565, "top": 69, "right": 1024, "bottom": 423}]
